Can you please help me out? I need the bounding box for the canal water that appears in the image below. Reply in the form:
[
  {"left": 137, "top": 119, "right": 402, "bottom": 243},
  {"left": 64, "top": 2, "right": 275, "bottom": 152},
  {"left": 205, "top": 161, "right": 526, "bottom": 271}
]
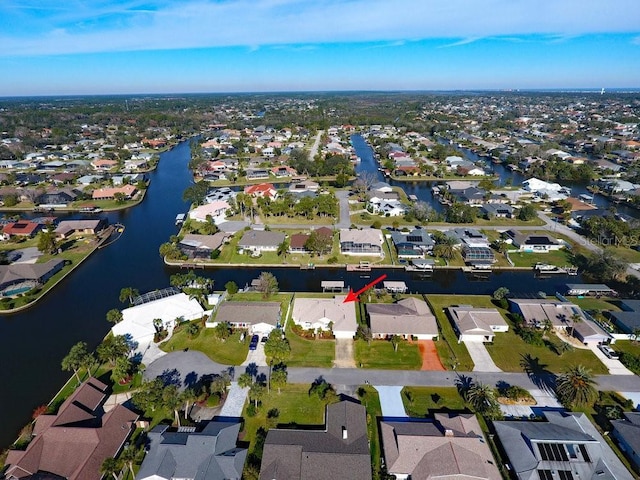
[{"left": 0, "top": 137, "right": 591, "bottom": 447}]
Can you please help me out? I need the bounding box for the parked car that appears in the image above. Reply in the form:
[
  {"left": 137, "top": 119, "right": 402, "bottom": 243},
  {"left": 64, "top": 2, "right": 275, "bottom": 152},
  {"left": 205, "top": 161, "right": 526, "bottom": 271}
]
[
  {"left": 598, "top": 344, "right": 619, "bottom": 359},
  {"left": 249, "top": 334, "right": 260, "bottom": 350}
]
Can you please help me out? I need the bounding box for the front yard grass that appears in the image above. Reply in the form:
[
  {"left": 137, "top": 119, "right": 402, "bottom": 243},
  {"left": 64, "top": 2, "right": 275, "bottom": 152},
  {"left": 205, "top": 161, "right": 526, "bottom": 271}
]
[
  {"left": 354, "top": 338, "right": 422, "bottom": 370},
  {"left": 358, "top": 385, "right": 383, "bottom": 474},
  {"left": 486, "top": 327, "right": 608, "bottom": 374},
  {"left": 160, "top": 325, "right": 248, "bottom": 365},
  {"left": 285, "top": 321, "right": 334, "bottom": 368},
  {"left": 401, "top": 386, "right": 466, "bottom": 417}
]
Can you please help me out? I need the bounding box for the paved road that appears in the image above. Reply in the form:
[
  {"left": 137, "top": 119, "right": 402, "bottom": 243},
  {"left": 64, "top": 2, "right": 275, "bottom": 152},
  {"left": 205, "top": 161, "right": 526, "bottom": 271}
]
[
  {"left": 309, "top": 130, "right": 323, "bottom": 161},
  {"left": 335, "top": 190, "right": 351, "bottom": 229}
]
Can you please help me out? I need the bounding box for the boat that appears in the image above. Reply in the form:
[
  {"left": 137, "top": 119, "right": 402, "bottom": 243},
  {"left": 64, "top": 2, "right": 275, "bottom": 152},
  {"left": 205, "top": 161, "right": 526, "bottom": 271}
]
[
  {"left": 175, "top": 213, "right": 186, "bottom": 226},
  {"left": 79, "top": 206, "right": 102, "bottom": 213}
]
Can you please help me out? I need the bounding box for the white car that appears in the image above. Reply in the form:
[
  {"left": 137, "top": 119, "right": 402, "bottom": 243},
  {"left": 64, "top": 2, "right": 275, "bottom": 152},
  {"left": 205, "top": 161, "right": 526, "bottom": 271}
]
[{"left": 598, "top": 344, "right": 619, "bottom": 359}]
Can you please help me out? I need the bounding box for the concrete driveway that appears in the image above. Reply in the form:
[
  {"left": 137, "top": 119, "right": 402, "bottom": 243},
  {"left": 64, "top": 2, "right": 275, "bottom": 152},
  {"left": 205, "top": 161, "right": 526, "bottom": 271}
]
[
  {"left": 375, "top": 386, "right": 407, "bottom": 417},
  {"left": 242, "top": 341, "right": 267, "bottom": 367},
  {"left": 334, "top": 338, "right": 356, "bottom": 368},
  {"left": 500, "top": 388, "right": 563, "bottom": 418},
  {"left": 588, "top": 344, "right": 634, "bottom": 375},
  {"left": 463, "top": 341, "right": 502, "bottom": 372}
]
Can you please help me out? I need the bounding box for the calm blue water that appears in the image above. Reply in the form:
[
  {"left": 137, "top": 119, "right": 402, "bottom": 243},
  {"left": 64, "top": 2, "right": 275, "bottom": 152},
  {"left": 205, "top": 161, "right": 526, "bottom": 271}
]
[{"left": 0, "top": 137, "right": 587, "bottom": 447}]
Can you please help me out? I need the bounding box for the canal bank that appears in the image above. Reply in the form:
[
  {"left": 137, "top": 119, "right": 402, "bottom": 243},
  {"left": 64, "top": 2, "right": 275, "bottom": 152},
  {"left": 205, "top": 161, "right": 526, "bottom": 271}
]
[{"left": 0, "top": 136, "right": 593, "bottom": 449}]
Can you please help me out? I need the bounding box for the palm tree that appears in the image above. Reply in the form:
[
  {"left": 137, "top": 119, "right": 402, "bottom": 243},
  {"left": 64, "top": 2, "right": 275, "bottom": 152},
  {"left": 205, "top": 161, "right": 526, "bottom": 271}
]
[
  {"left": 100, "top": 457, "right": 121, "bottom": 480},
  {"left": 466, "top": 382, "right": 500, "bottom": 418},
  {"left": 119, "top": 445, "right": 139, "bottom": 479},
  {"left": 569, "top": 313, "right": 583, "bottom": 338},
  {"left": 119, "top": 287, "right": 139, "bottom": 305},
  {"left": 555, "top": 365, "right": 598, "bottom": 408}
]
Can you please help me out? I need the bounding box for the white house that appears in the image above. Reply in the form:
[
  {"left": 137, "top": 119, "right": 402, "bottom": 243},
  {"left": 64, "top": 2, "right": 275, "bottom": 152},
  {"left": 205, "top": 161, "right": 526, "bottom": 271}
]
[
  {"left": 447, "top": 306, "right": 509, "bottom": 342},
  {"left": 291, "top": 296, "right": 357, "bottom": 339},
  {"left": 188, "top": 200, "right": 230, "bottom": 224}
]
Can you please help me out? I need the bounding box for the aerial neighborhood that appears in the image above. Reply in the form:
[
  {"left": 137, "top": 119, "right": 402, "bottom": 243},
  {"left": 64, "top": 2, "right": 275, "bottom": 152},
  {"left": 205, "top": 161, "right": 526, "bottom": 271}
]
[{"left": 1, "top": 93, "right": 640, "bottom": 479}]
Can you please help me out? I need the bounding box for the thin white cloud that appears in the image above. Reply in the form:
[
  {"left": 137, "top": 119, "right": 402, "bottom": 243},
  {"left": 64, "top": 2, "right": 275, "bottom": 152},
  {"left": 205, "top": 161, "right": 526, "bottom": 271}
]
[
  {"left": 0, "top": 0, "right": 639, "bottom": 56},
  {"left": 439, "top": 37, "right": 482, "bottom": 48}
]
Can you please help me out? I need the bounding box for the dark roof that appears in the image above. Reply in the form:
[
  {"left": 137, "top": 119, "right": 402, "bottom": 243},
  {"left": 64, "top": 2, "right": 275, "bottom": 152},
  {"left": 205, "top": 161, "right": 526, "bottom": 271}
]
[
  {"left": 215, "top": 301, "right": 280, "bottom": 326},
  {"left": 612, "top": 412, "right": 640, "bottom": 465},
  {"left": 259, "top": 401, "right": 372, "bottom": 480}
]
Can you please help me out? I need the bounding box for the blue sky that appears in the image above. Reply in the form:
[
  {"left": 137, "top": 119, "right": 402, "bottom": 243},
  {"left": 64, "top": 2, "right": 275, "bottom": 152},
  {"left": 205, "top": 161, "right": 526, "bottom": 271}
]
[{"left": 1, "top": 0, "right": 639, "bottom": 96}]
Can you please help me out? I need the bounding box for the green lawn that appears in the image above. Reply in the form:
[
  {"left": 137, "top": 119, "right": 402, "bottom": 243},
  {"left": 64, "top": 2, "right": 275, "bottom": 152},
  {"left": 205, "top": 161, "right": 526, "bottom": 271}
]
[
  {"left": 507, "top": 248, "right": 575, "bottom": 268},
  {"left": 401, "top": 387, "right": 466, "bottom": 417},
  {"left": 611, "top": 340, "right": 640, "bottom": 356},
  {"left": 241, "top": 383, "right": 327, "bottom": 449},
  {"left": 160, "top": 325, "right": 248, "bottom": 365},
  {"left": 285, "top": 321, "right": 335, "bottom": 367},
  {"left": 426, "top": 295, "right": 477, "bottom": 371},
  {"left": 354, "top": 338, "right": 422, "bottom": 370},
  {"left": 486, "top": 328, "right": 608, "bottom": 374},
  {"left": 570, "top": 297, "right": 620, "bottom": 312}
]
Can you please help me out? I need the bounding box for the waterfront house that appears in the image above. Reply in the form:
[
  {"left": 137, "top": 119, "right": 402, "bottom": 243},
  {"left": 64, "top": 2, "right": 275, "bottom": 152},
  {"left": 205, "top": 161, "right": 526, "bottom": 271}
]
[
  {"left": 178, "top": 232, "right": 229, "bottom": 258},
  {"left": 90, "top": 158, "right": 118, "bottom": 171},
  {"left": 292, "top": 295, "right": 357, "bottom": 339},
  {"left": 246, "top": 168, "right": 270, "bottom": 180},
  {"left": 54, "top": 219, "right": 106, "bottom": 239},
  {"left": 204, "top": 187, "right": 236, "bottom": 204},
  {"left": 380, "top": 413, "right": 501, "bottom": 480},
  {"left": 271, "top": 165, "right": 297, "bottom": 177},
  {"left": 137, "top": 420, "right": 247, "bottom": 480},
  {"left": 611, "top": 412, "right": 640, "bottom": 471},
  {"left": 390, "top": 229, "right": 434, "bottom": 258},
  {"left": 0, "top": 259, "right": 65, "bottom": 297},
  {"left": 505, "top": 230, "right": 562, "bottom": 252},
  {"left": 494, "top": 411, "right": 634, "bottom": 480},
  {"left": 339, "top": 229, "right": 383, "bottom": 256},
  {"left": 366, "top": 297, "right": 438, "bottom": 340},
  {"left": 446, "top": 305, "right": 508, "bottom": 342},
  {"left": 210, "top": 301, "right": 280, "bottom": 336},
  {"left": 289, "top": 179, "right": 319, "bottom": 193},
  {"left": 481, "top": 203, "right": 514, "bottom": 218},
  {"left": 449, "top": 187, "right": 487, "bottom": 205},
  {"left": 259, "top": 400, "right": 372, "bottom": 480},
  {"left": 445, "top": 228, "right": 490, "bottom": 248},
  {"left": 4, "top": 378, "right": 138, "bottom": 480},
  {"left": 112, "top": 291, "right": 204, "bottom": 352},
  {"left": 91, "top": 184, "right": 137, "bottom": 200},
  {"left": 238, "top": 230, "right": 285, "bottom": 255},
  {"left": 609, "top": 299, "right": 640, "bottom": 334},
  {"left": 188, "top": 200, "right": 230, "bottom": 224},
  {"left": 2, "top": 220, "right": 42, "bottom": 239},
  {"left": 289, "top": 232, "right": 311, "bottom": 253}
]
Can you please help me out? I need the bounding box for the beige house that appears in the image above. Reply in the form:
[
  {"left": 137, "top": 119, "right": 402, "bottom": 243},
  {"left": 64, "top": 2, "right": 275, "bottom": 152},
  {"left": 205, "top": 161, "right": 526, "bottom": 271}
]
[
  {"left": 210, "top": 301, "right": 281, "bottom": 336},
  {"left": 380, "top": 413, "right": 501, "bottom": 480},
  {"left": 291, "top": 295, "right": 357, "bottom": 339},
  {"left": 367, "top": 297, "right": 438, "bottom": 340}
]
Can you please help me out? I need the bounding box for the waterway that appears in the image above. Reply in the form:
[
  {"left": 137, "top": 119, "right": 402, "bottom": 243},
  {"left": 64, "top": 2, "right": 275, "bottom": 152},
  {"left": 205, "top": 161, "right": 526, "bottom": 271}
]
[{"left": 0, "top": 136, "right": 591, "bottom": 448}]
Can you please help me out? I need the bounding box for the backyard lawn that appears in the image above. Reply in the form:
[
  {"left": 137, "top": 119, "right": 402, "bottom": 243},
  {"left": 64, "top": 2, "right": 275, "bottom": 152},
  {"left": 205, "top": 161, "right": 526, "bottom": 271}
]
[
  {"left": 354, "top": 338, "right": 422, "bottom": 370},
  {"left": 507, "top": 248, "right": 574, "bottom": 268},
  {"left": 401, "top": 386, "right": 466, "bottom": 417}
]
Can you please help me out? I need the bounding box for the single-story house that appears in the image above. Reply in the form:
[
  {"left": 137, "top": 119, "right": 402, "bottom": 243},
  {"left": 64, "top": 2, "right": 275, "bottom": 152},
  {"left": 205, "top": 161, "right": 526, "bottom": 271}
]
[
  {"left": 91, "top": 158, "right": 118, "bottom": 170},
  {"left": 92, "top": 184, "right": 137, "bottom": 200},
  {"left": 481, "top": 203, "right": 514, "bottom": 218},
  {"left": 4, "top": 378, "right": 138, "bottom": 480},
  {"left": 188, "top": 200, "right": 230, "bottom": 224},
  {"left": 178, "top": 232, "right": 229, "bottom": 258},
  {"left": 292, "top": 295, "right": 357, "bottom": 339},
  {"left": 446, "top": 228, "right": 490, "bottom": 248},
  {"left": 137, "top": 420, "right": 247, "bottom": 480},
  {"left": 289, "top": 233, "right": 310, "bottom": 253},
  {"left": 366, "top": 297, "right": 438, "bottom": 340},
  {"left": 246, "top": 168, "right": 270, "bottom": 179},
  {"left": 244, "top": 182, "right": 277, "bottom": 199},
  {"left": 35, "top": 189, "right": 78, "bottom": 206},
  {"left": 210, "top": 301, "right": 281, "bottom": 335},
  {"left": 339, "top": 229, "right": 383, "bottom": 256},
  {"left": 260, "top": 400, "right": 372, "bottom": 480},
  {"left": 112, "top": 292, "right": 205, "bottom": 350},
  {"left": 609, "top": 299, "right": 640, "bottom": 334},
  {"left": 447, "top": 305, "right": 509, "bottom": 342},
  {"left": 238, "top": 230, "right": 285, "bottom": 254},
  {"left": 505, "top": 230, "right": 562, "bottom": 252},
  {"left": 462, "top": 245, "right": 495, "bottom": 265},
  {"left": 509, "top": 298, "right": 583, "bottom": 329},
  {"left": 289, "top": 180, "right": 319, "bottom": 193},
  {"left": 611, "top": 412, "right": 640, "bottom": 471},
  {"left": 494, "top": 411, "right": 634, "bottom": 480},
  {"left": 0, "top": 259, "right": 65, "bottom": 297},
  {"left": 54, "top": 219, "right": 106, "bottom": 239},
  {"left": 390, "top": 229, "right": 434, "bottom": 258},
  {"left": 2, "top": 221, "right": 41, "bottom": 238},
  {"left": 381, "top": 413, "right": 501, "bottom": 480}
]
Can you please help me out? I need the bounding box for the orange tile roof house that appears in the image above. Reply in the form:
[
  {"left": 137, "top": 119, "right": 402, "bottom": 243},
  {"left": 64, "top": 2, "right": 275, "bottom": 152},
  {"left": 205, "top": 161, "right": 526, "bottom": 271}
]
[
  {"left": 2, "top": 221, "right": 41, "bottom": 238},
  {"left": 92, "top": 184, "right": 137, "bottom": 200},
  {"left": 244, "top": 182, "right": 277, "bottom": 199},
  {"left": 5, "top": 378, "right": 138, "bottom": 480},
  {"left": 90, "top": 158, "right": 118, "bottom": 171}
]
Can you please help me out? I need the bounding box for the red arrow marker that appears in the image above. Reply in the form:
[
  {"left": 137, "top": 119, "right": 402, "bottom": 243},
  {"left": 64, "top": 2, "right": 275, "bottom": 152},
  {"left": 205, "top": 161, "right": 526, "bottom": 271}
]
[{"left": 343, "top": 274, "right": 388, "bottom": 303}]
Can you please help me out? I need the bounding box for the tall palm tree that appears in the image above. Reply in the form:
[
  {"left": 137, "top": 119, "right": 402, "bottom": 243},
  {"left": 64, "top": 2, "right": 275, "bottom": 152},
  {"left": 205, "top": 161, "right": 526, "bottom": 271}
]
[
  {"left": 466, "top": 382, "right": 500, "bottom": 418},
  {"left": 119, "top": 445, "right": 139, "bottom": 479},
  {"left": 100, "top": 457, "right": 121, "bottom": 480},
  {"left": 555, "top": 365, "right": 598, "bottom": 408}
]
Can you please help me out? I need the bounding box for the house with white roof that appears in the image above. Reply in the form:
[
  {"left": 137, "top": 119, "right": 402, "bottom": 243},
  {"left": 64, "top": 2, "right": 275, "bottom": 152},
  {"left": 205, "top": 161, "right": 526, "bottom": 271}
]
[
  {"left": 188, "top": 200, "right": 230, "bottom": 224},
  {"left": 446, "top": 305, "right": 509, "bottom": 342}
]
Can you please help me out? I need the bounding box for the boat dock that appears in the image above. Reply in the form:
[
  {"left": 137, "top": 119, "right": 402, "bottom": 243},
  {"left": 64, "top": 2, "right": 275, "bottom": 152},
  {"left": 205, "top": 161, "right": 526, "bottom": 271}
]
[
  {"left": 321, "top": 280, "right": 345, "bottom": 293},
  {"left": 346, "top": 261, "right": 372, "bottom": 272}
]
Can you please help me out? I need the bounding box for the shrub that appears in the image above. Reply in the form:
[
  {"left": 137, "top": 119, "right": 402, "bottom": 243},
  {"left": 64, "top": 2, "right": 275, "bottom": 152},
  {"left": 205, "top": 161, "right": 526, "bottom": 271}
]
[
  {"left": 371, "top": 220, "right": 382, "bottom": 229},
  {"left": 327, "top": 256, "right": 338, "bottom": 264}
]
